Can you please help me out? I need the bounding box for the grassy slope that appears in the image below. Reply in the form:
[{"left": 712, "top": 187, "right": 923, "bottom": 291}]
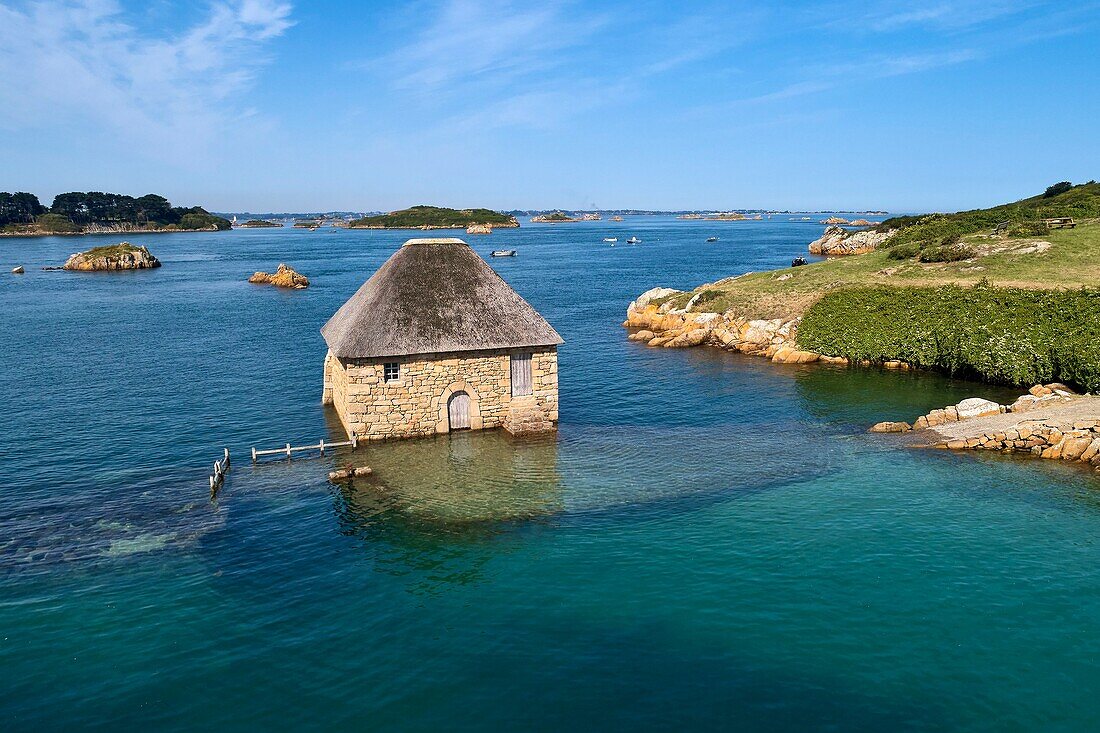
[
  {"left": 877, "top": 181, "right": 1100, "bottom": 245},
  {"left": 348, "top": 205, "right": 515, "bottom": 228},
  {"left": 678, "top": 220, "right": 1100, "bottom": 321}
]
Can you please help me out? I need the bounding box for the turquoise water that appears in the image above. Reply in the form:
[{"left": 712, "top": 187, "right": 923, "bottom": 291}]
[{"left": 3, "top": 219, "right": 1100, "bottom": 731}]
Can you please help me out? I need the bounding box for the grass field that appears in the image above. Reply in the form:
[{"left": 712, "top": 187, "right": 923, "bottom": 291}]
[{"left": 678, "top": 219, "right": 1100, "bottom": 321}]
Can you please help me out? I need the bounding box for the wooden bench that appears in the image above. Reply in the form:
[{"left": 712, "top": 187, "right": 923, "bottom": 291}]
[{"left": 1044, "top": 217, "right": 1077, "bottom": 229}]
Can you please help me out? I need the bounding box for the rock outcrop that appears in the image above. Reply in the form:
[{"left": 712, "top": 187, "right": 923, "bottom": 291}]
[
  {"left": 623, "top": 287, "right": 846, "bottom": 366},
  {"left": 869, "top": 421, "right": 912, "bottom": 433},
  {"left": 249, "top": 263, "right": 310, "bottom": 289},
  {"left": 466, "top": 224, "right": 492, "bottom": 235},
  {"left": 61, "top": 243, "right": 161, "bottom": 271},
  {"left": 808, "top": 225, "right": 894, "bottom": 255}
]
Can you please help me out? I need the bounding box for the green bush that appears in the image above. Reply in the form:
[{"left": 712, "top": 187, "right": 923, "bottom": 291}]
[
  {"left": 1044, "top": 181, "right": 1073, "bottom": 198},
  {"left": 1005, "top": 221, "right": 1050, "bottom": 238},
  {"left": 879, "top": 182, "right": 1100, "bottom": 246},
  {"left": 798, "top": 284, "right": 1100, "bottom": 391},
  {"left": 35, "top": 213, "right": 81, "bottom": 233},
  {"left": 919, "top": 243, "right": 975, "bottom": 262},
  {"left": 885, "top": 242, "right": 921, "bottom": 260}
]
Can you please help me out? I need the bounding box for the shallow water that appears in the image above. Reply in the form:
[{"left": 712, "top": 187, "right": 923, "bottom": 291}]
[{"left": 3, "top": 219, "right": 1100, "bottom": 731}]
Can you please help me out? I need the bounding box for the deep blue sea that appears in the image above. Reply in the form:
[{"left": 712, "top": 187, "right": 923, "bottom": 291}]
[{"left": 3, "top": 218, "right": 1100, "bottom": 731}]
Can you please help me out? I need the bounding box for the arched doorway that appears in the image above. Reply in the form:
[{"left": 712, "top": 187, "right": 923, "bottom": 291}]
[{"left": 447, "top": 391, "right": 471, "bottom": 430}]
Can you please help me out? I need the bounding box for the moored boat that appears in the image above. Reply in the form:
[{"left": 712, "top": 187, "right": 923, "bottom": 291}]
[
  {"left": 491, "top": 250, "right": 517, "bottom": 257},
  {"left": 626, "top": 236, "right": 641, "bottom": 244},
  {"left": 706, "top": 236, "right": 718, "bottom": 242},
  {"left": 603, "top": 237, "right": 617, "bottom": 242}
]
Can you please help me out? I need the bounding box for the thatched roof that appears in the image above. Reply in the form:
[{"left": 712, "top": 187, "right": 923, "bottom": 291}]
[{"left": 322, "top": 238, "right": 563, "bottom": 358}]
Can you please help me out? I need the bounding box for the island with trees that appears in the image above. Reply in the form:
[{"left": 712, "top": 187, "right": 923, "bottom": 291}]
[
  {"left": 347, "top": 205, "right": 519, "bottom": 230},
  {"left": 0, "top": 191, "right": 231, "bottom": 236},
  {"left": 240, "top": 219, "right": 282, "bottom": 228}
]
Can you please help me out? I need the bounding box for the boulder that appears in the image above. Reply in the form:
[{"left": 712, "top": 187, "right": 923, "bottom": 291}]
[
  {"left": 954, "top": 398, "right": 1004, "bottom": 419},
  {"left": 62, "top": 243, "right": 161, "bottom": 271},
  {"left": 869, "top": 421, "right": 912, "bottom": 433},
  {"left": 631, "top": 286, "right": 680, "bottom": 311},
  {"left": 628, "top": 329, "right": 655, "bottom": 342},
  {"left": 249, "top": 263, "right": 310, "bottom": 289},
  {"left": 328, "top": 465, "right": 373, "bottom": 482},
  {"left": 808, "top": 225, "right": 894, "bottom": 255}
]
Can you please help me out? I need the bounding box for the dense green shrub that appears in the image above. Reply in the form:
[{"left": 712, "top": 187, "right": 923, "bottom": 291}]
[
  {"left": 1006, "top": 221, "right": 1050, "bottom": 237},
  {"left": 878, "top": 182, "right": 1100, "bottom": 246},
  {"left": 34, "top": 213, "right": 81, "bottom": 233},
  {"left": 1044, "top": 181, "right": 1073, "bottom": 198},
  {"left": 798, "top": 284, "right": 1100, "bottom": 391},
  {"left": 885, "top": 242, "right": 921, "bottom": 260},
  {"left": 919, "top": 242, "right": 975, "bottom": 262}
]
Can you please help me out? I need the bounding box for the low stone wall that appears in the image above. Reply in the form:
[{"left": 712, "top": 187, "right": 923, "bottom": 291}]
[
  {"left": 868, "top": 384, "right": 1100, "bottom": 473},
  {"left": 938, "top": 419, "right": 1100, "bottom": 471}
]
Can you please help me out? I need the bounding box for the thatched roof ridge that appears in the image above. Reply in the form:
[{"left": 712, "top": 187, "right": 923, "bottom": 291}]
[{"left": 322, "top": 238, "right": 563, "bottom": 358}]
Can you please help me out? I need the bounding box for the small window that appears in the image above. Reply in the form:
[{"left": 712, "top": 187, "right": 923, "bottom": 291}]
[
  {"left": 511, "top": 353, "right": 532, "bottom": 396},
  {"left": 383, "top": 362, "right": 400, "bottom": 382}
]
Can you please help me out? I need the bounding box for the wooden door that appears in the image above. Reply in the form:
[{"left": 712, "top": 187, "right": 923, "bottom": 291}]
[
  {"left": 448, "top": 391, "right": 471, "bottom": 430},
  {"left": 511, "top": 353, "right": 532, "bottom": 396}
]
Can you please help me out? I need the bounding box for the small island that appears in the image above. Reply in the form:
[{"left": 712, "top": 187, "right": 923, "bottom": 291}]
[
  {"left": 530, "top": 211, "right": 601, "bottom": 223},
  {"left": 60, "top": 243, "right": 161, "bottom": 271},
  {"left": 347, "top": 205, "right": 518, "bottom": 230},
  {"left": 0, "top": 191, "right": 230, "bottom": 236},
  {"left": 249, "top": 263, "right": 309, "bottom": 289},
  {"left": 239, "top": 219, "right": 281, "bottom": 228}
]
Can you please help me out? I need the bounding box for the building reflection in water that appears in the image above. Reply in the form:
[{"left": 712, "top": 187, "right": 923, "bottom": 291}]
[{"left": 329, "top": 428, "right": 562, "bottom": 592}]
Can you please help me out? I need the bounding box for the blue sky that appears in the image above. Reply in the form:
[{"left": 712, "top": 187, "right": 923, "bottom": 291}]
[{"left": 0, "top": 0, "right": 1097, "bottom": 212}]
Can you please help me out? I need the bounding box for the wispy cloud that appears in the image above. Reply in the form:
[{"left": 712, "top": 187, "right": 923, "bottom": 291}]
[
  {"left": 355, "top": 0, "right": 754, "bottom": 133},
  {"left": 0, "top": 0, "right": 293, "bottom": 160},
  {"left": 368, "top": 0, "right": 606, "bottom": 98}
]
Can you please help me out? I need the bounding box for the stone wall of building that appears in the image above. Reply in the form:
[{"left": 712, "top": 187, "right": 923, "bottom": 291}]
[{"left": 324, "top": 347, "right": 558, "bottom": 440}]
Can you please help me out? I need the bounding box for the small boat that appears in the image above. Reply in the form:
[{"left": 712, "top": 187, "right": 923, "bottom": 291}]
[
  {"left": 603, "top": 237, "right": 617, "bottom": 242},
  {"left": 491, "top": 250, "right": 517, "bottom": 257},
  {"left": 791, "top": 257, "right": 807, "bottom": 267},
  {"left": 626, "top": 237, "right": 641, "bottom": 244},
  {"left": 706, "top": 236, "right": 719, "bottom": 242}
]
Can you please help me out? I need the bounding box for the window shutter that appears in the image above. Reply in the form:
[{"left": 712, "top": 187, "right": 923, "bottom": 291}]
[{"left": 511, "top": 353, "right": 532, "bottom": 396}]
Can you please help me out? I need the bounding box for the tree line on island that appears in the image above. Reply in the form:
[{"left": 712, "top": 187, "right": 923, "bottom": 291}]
[{"left": 0, "top": 191, "right": 231, "bottom": 234}]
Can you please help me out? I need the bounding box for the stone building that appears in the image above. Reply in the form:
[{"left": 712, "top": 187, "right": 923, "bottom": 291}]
[{"left": 321, "top": 238, "right": 563, "bottom": 440}]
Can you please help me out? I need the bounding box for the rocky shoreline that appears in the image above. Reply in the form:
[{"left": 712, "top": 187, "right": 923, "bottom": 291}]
[
  {"left": 623, "top": 286, "right": 899, "bottom": 368},
  {"left": 1, "top": 224, "right": 223, "bottom": 237},
  {"left": 867, "top": 384, "right": 1100, "bottom": 473}
]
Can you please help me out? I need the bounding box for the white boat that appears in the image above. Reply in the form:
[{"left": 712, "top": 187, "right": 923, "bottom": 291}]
[
  {"left": 706, "top": 236, "right": 718, "bottom": 242},
  {"left": 626, "top": 236, "right": 641, "bottom": 244},
  {"left": 491, "top": 250, "right": 517, "bottom": 257},
  {"left": 603, "top": 237, "right": 617, "bottom": 242}
]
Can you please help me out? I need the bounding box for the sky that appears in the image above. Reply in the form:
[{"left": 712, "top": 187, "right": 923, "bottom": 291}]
[{"left": 0, "top": 0, "right": 1098, "bottom": 213}]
